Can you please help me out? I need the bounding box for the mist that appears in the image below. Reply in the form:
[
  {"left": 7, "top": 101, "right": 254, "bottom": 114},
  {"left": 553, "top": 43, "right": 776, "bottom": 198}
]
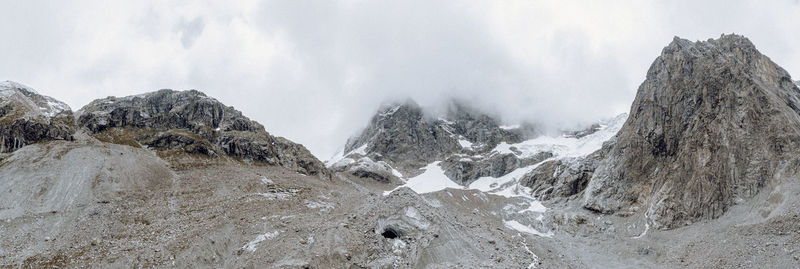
[{"left": 2, "top": 0, "right": 799, "bottom": 159}]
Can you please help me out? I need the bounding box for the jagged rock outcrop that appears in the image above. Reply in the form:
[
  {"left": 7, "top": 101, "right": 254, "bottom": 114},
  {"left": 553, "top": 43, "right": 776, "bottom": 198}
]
[
  {"left": 334, "top": 99, "right": 535, "bottom": 184},
  {"left": 526, "top": 34, "right": 800, "bottom": 229},
  {"left": 0, "top": 81, "right": 75, "bottom": 153},
  {"left": 521, "top": 137, "right": 614, "bottom": 202},
  {"left": 342, "top": 100, "right": 460, "bottom": 173},
  {"left": 441, "top": 151, "right": 553, "bottom": 186},
  {"left": 77, "top": 89, "right": 328, "bottom": 177}
]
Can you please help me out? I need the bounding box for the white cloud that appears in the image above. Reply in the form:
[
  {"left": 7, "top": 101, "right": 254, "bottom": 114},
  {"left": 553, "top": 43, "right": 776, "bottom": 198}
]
[{"left": 0, "top": 0, "right": 798, "bottom": 159}]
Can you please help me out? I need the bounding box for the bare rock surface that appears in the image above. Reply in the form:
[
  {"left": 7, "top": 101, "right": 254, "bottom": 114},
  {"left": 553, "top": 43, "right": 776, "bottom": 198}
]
[
  {"left": 522, "top": 34, "right": 800, "bottom": 233},
  {"left": 77, "top": 89, "right": 328, "bottom": 177},
  {"left": 332, "top": 99, "right": 539, "bottom": 185},
  {"left": 0, "top": 81, "right": 74, "bottom": 153},
  {"left": 582, "top": 34, "right": 800, "bottom": 228}
]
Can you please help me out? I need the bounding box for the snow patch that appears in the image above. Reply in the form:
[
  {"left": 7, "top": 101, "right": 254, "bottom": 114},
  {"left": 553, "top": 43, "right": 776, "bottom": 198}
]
[
  {"left": 404, "top": 206, "right": 430, "bottom": 229},
  {"left": 384, "top": 162, "right": 462, "bottom": 195},
  {"left": 329, "top": 157, "right": 356, "bottom": 170},
  {"left": 519, "top": 235, "right": 541, "bottom": 269},
  {"left": 380, "top": 105, "right": 402, "bottom": 117},
  {"left": 304, "top": 200, "right": 334, "bottom": 212},
  {"left": 504, "top": 220, "right": 553, "bottom": 237},
  {"left": 242, "top": 231, "right": 279, "bottom": 252},
  {"left": 257, "top": 192, "right": 293, "bottom": 200},
  {"left": 351, "top": 144, "right": 368, "bottom": 155},
  {"left": 260, "top": 176, "right": 274, "bottom": 185},
  {"left": 490, "top": 114, "right": 627, "bottom": 159},
  {"left": 458, "top": 139, "right": 473, "bottom": 149},
  {"left": 391, "top": 238, "right": 406, "bottom": 254},
  {"left": 499, "top": 124, "right": 520, "bottom": 130}
]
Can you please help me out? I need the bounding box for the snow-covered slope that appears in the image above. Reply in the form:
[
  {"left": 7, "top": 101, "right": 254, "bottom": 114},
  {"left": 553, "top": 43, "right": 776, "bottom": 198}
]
[
  {"left": 388, "top": 113, "right": 627, "bottom": 195},
  {"left": 0, "top": 81, "right": 71, "bottom": 118}
]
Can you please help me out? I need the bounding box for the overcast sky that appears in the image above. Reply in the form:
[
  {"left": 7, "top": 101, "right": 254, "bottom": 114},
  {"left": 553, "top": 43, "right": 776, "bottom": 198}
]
[{"left": 2, "top": 0, "right": 799, "bottom": 159}]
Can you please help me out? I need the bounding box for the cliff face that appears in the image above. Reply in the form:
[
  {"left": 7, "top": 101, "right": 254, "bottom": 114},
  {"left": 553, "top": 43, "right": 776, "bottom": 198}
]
[
  {"left": 0, "top": 81, "right": 74, "bottom": 153},
  {"left": 578, "top": 35, "right": 800, "bottom": 228},
  {"left": 332, "top": 100, "right": 541, "bottom": 185},
  {"left": 77, "top": 89, "right": 328, "bottom": 177}
]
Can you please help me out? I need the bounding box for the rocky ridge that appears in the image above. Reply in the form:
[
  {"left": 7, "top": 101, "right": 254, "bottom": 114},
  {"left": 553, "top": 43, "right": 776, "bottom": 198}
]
[
  {"left": 523, "top": 34, "right": 800, "bottom": 229},
  {"left": 0, "top": 81, "right": 74, "bottom": 153},
  {"left": 330, "top": 99, "right": 547, "bottom": 185},
  {"left": 77, "top": 89, "right": 328, "bottom": 177}
]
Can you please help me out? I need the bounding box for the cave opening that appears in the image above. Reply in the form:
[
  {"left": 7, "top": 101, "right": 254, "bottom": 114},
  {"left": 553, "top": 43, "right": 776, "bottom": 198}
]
[{"left": 381, "top": 227, "right": 402, "bottom": 239}]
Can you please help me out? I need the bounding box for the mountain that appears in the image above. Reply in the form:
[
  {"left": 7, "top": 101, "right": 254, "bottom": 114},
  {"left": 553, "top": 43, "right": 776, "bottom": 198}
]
[
  {"left": 330, "top": 99, "right": 551, "bottom": 186},
  {"left": 5, "top": 33, "right": 800, "bottom": 268},
  {"left": 524, "top": 34, "right": 800, "bottom": 229},
  {"left": 77, "top": 89, "right": 328, "bottom": 177},
  {"left": 0, "top": 81, "right": 74, "bottom": 153},
  {"left": 1, "top": 86, "right": 543, "bottom": 268}
]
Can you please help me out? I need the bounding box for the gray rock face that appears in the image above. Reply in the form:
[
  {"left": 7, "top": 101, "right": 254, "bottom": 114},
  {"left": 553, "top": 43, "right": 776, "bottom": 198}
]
[
  {"left": 0, "top": 81, "right": 75, "bottom": 153},
  {"left": 521, "top": 137, "right": 615, "bottom": 201},
  {"left": 441, "top": 151, "right": 553, "bottom": 186},
  {"left": 78, "top": 89, "right": 328, "bottom": 177},
  {"left": 336, "top": 100, "right": 535, "bottom": 185},
  {"left": 551, "top": 34, "right": 800, "bottom": 229},
  {"left": 343, "top": 100, "right": 460, "bottom": 172},
  {"left": 443, "top": 102, "right": 528, "bottom": 151}
]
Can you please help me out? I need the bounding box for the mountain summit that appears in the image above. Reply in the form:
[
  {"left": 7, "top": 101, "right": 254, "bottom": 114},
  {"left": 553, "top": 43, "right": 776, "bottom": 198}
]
[{"left": 524, "top": 34, "right": 800, "bottom": 229}]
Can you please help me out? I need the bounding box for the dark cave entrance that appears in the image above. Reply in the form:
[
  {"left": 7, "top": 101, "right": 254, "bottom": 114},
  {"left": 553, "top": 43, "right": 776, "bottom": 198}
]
[{"left": 381, "top": 227, "right": 402, "bottom": 239}]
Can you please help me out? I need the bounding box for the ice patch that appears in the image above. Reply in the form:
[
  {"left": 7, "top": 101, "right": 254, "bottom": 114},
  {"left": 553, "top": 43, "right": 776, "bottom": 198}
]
[
  {"left": 504, "top": 220, "right": 553, "bottom": 237},
  {"left": 518, "top": 200, "right": 547, "bottom": 214},
  {"left": 242, "top": 231, "right": 279, "bottom": 252},
  {"left": 404, "top": 206, "right": 430, "bottom": 229},
  {"left": 458, "top": 139, "right": 473, "bottom": 149}
]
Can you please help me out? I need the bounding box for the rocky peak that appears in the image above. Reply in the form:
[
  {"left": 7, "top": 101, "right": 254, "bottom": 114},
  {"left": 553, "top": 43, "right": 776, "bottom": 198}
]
[
  {"left": 341, "top": 100, "right": 459, "bottom": 175},
  {"left": 443, "top": 100, "right": 527, "bottom": 149},
  {"left": 0, "top": 81, "right": 74, "bottom": 153},
  {"left": 78, "top": 89, "right": 261, "bottom": 135},
  {"left": 332, "top": 99, "right": 551, "bottom": 186},
  {"left": 523, "top": 34, "right": 800, "bottom": 229},
  {"left": 78, "top": 89, "right": 328, "bottom": 177}
]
